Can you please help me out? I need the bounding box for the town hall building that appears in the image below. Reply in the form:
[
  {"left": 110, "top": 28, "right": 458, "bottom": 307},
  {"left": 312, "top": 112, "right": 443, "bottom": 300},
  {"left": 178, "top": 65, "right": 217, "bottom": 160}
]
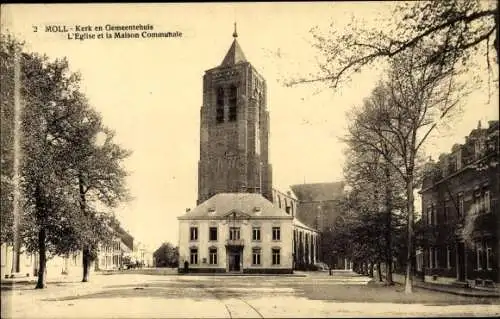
[{"left": 177, "top": 27, "right": 320, "bottom": 273}]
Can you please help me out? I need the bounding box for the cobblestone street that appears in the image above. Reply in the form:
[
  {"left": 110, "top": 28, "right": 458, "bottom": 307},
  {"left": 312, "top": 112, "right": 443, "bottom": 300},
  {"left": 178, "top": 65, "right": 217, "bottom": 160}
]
[{"left": 2, "top": 270, "right": 499, "bottom": 318}]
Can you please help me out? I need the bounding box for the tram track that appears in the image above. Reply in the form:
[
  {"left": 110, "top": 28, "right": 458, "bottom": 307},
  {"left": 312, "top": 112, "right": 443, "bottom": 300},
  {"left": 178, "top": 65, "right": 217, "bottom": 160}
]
[{"left": 198, "top": 283, "right": 264, "bottom": 318}]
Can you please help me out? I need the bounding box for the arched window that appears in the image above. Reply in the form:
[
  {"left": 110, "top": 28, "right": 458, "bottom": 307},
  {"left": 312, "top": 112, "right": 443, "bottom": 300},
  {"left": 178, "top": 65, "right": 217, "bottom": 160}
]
[
  {"left": 229, "top": 86, "right": 237, "bottom": 121},
  {"left": 216, "top": 87, "right": 224, "bottom": 123}
]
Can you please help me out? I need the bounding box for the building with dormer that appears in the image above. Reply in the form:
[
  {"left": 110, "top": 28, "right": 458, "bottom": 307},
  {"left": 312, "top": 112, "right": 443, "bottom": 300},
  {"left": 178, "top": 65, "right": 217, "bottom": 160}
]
[
  {"left": 177, "top": 27, "right": 319, "bottom": 273},
  {"left": 419, "top": 120, "right": 499, "bottom": 289}
]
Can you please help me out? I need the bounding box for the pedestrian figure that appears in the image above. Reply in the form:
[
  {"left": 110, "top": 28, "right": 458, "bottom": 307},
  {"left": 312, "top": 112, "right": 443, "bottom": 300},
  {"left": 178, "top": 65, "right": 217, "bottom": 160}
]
[{"left": 183, "top": 260, "right": 189, "bottom": 273}]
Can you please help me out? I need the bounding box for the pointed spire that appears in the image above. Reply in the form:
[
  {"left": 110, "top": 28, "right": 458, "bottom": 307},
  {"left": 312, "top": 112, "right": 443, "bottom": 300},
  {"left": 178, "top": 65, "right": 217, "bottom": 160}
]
[
  {"left": 477, "top": 120, "right": 482, "bottom": 129},
  {"left": 233, "top": 22, "right": 238, "bottom": 38},
  {"left": 221, "top": 23, "right": 247, "bottom": 66}
]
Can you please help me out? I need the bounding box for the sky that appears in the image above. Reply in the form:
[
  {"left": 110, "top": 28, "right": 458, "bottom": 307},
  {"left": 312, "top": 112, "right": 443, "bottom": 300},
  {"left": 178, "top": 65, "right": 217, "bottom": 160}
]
[{"left": 2, "top": 3, "right": 498, "bottom": 251}]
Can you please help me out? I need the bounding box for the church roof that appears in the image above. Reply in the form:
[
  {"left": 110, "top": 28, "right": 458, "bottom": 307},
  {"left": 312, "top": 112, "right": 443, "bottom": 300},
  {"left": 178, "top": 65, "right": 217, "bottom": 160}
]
[
  {"left": 221, "top": 39, "right": 247, "bottom": 66},
  {"left": 293, "top": 217, "right": 317, "bottom": 232},
  {"left": 290, "top": 182, "right": 345, "bottom": 202},
  {"left": 178, "top": 193, "right": 292, "bottom": 220}
]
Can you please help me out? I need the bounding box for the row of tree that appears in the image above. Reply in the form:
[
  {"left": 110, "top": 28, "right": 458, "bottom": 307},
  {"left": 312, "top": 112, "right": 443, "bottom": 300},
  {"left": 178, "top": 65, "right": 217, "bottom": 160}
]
[
  {"left": 293, "top": 0, "right": 498, "bottom": 293},
  {"left": 0, "top": 34, "right": 131, "bottom": 288}
]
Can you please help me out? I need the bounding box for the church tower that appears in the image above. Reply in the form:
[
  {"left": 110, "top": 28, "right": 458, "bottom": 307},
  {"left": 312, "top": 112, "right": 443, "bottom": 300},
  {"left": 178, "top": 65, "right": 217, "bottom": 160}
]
[{"left": 197, "top": 26, "right": 273, "bottom": 205}]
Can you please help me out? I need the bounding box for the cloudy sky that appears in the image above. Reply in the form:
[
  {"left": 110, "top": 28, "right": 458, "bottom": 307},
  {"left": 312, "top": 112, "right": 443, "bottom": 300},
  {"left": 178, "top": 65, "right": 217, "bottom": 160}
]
[{"left": 2, "top": 3, "right": 498, "bottom": 250}]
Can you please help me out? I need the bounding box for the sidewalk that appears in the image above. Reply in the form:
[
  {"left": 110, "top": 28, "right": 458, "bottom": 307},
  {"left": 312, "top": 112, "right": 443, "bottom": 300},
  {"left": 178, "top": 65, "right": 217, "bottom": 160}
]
[
  {"left": 1, "top": 272, "right": 101, "bottom": 288},
  {"left": 181, "top": 272, "right": 308, "bottom": 277},
  {"left": 384, "top": 273, "right": 500, "bottom": 298}
]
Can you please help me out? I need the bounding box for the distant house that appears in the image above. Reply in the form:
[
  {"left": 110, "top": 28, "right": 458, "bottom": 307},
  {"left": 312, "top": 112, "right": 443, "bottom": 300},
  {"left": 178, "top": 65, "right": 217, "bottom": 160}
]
[
  {"left": 419, "top": 120, "right": 499, "bottom": 289},
  {"left": 96, "top": 225, "right": 134, "bottom": 271},
  {"left": 1, "top": 221, "right": 135, "bottom": 278}
]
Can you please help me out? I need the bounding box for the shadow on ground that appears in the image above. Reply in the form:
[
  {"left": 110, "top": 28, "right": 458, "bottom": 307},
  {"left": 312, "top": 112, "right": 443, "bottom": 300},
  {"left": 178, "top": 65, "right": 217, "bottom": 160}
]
[{"left": 36, "top": 275, "right": 500, "bottom": 306}]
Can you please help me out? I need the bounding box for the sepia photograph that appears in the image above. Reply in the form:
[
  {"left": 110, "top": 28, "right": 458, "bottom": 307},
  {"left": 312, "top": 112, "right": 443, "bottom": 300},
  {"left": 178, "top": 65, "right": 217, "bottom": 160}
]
[{"left": 0, "top": 2, "right": 499, "bottom": 318}]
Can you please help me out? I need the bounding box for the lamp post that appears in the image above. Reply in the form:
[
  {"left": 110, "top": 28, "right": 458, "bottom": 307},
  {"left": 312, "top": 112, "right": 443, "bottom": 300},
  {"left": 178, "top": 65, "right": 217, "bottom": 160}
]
[{"left": 10, "top": 48, "right": 23, "bottom": 276}]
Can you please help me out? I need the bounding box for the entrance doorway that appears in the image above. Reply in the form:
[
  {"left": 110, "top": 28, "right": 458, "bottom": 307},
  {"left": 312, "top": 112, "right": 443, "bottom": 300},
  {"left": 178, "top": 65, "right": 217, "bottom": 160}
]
[
  {"left": 457, "top": 242, "right": 466, "bottom": 282},
  {"left": 227, "top": 248, "right": 242, "bottom": 272}
]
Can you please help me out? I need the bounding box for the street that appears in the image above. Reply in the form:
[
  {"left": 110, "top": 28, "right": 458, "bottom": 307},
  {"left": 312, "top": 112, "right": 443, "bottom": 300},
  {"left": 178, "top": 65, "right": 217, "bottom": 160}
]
[{"left": 2, "top": 270, "right": 499, "bottom": 318}]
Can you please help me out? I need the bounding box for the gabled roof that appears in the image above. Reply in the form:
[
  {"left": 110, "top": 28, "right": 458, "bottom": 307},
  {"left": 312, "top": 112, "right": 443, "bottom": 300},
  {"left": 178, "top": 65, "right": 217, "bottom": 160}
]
[
  {"left": 178, "top": 193, "right": 292, "bottom": 220},
  {"left": 290, "top": 182, "right": 345, "bottom": 202},
  {"left": 221, "top": 39, "right": 247, "bottom": 66}
]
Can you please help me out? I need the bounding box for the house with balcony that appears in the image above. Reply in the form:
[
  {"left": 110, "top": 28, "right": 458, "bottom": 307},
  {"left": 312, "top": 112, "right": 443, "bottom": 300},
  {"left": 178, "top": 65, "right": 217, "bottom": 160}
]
[
  {"left": 177, "top": 193, "right": 318, "bottom": 274},
  {"left": 419, "top": 120, "right": 499, "bottom": 289}
]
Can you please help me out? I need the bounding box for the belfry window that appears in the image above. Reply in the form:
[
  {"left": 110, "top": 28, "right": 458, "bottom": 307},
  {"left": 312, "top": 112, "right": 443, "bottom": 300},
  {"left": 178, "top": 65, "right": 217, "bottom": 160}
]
[
  {"left": 229, "top": 86, "right": 237, "bottom": 122},
  {"left": 216, "top": 87, "right": 224, "bottom": 123}
]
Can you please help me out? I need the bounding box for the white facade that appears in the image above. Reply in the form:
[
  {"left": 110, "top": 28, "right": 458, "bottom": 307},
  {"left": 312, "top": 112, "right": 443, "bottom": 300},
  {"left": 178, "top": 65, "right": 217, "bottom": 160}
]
[
  {"left": 177, "top": 193, "right": 318, "bottom": 273},
  {"left": 1, "top": 243, "right": 91, "bottom": 279},
  {"left": 97, "top": 237, "right": 132, "bottom": 270}
]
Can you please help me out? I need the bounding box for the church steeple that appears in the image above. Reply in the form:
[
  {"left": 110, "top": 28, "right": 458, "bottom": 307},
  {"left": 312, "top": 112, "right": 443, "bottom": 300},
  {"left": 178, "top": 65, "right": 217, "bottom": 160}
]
[
  {"left": 221, "top": 23, "right": 247, "bottom": 66},
  {"left": 198, "top": 25, "right": 273, "bottom": 205},
  {"left": 232, "top": 22, "right": 238, "bottom": 38}
]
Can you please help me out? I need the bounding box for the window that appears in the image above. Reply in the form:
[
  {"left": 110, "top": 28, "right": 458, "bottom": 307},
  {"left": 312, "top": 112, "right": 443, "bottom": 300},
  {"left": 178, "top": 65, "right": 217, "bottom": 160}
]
[
  {"left": 190, "top": 227, "right": 198, "bottom": 241},
  {"left": 229, "top": 227, "right": 240, "bottom": 240},
  {"left": 443, "top": 201, "right": 449, "bottom": 223},
  {"left": 434, "top": 248, "right": 439, "bottom": 268},
  {"left": 285, "top": 206, "right": 291, "bottom": 214},
  {"left": 228, "top": 86, "right": 237, "bottom": 121},
  {"left": 458, "top": 194, "right": 464, "bottom": 217},
  {"left": 272, "top": 248, "right": 280, "bottom": 265},
  {"left": 216, "top": 87, "right": 224, "bottom": 123},
  {"left": 416, "top": 252, "right": 423, "bottom": 272},
  {"left": 427, "top": 206, "right": 432, "bottom": 225},
  {"left": 429, "top": 248, "right": 434, "bottom": 268},
  {"left": 209, "top": 227, "right": 218, "bottom": 241},
  {"left": 252, "top": 248, "right": 261, "bottom": 265},
  {"left": 272, "top": 227, "right": 281, "bottom": 241},
  {"left": 486, "top": 242, "right": 493, "bottom": 270},
  {"left": 476, "top": 242, "right": 483, "bottom": 270},
  {"left": 209, "top": 248, "right": 217, "bottom": 265},
  {"left": 446, "top": 246, "right": 451, "bottom": 269},
  {"left": 190, "top": 248, "right": 198, "bottom": 265},
  {"left": 473, "top": 191, "right": 481, "bottom": 214},
  {"left": 252, "top": 227, "right": 261, "bottom": 241},
  {"left": 484, "top": 190, "right": 491, "bottom": 213},
  {"left": 433, "top": 205, "right": 437, "bottom": 225}
]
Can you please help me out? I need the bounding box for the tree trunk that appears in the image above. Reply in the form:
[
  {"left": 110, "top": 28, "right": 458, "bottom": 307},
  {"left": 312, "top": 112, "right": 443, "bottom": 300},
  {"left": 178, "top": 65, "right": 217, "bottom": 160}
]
[
  {"left": 79, "top": 174, "right": 91, "bottom": 282},
  {"left": 35, "top": 227, "right": 46, "bottom": 289},
  {"left": 82, "top": 247, "right": 91, "bottom": 282},
  {"left": 495, "top": 9, "right": 499, "bottom": 64},
  {"left": 369, "top": 263, "right": 374, "bottom": 277},
  {"left": 384, "top": 164, "right": 394, "bottom": 285},
  {"left": 377, "top": 262, "right": 383, "bottom": 282},
  {"left": 404, "top": 176, "right": 415, "bottom": 294}
]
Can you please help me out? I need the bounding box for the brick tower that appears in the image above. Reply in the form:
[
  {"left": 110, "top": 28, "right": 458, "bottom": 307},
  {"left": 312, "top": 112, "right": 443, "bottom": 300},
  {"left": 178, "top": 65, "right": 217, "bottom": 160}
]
[{"left": 197, "top": 26, "right": 272, "bottom": 205}]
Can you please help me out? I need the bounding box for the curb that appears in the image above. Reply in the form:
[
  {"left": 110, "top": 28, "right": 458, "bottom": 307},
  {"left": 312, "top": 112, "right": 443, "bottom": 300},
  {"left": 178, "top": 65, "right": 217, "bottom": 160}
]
[
  {"left": 180, "top": 273, "right": 308, "bottom": 277},
  {"left": 374, "top": 275, "right": 500, "bottom": 298},
  {"left": 415, "top": 284, "right": 500, "bottom": 298}
]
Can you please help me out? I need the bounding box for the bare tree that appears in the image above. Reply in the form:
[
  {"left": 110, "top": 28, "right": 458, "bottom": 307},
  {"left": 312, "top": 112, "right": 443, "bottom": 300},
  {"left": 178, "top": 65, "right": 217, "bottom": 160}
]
[
  {"left": 344, "top": 45, "right": 464, "bottom": 293},
  {"left": 287, "top": 0, "right": 498, "bottom": 89}
]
